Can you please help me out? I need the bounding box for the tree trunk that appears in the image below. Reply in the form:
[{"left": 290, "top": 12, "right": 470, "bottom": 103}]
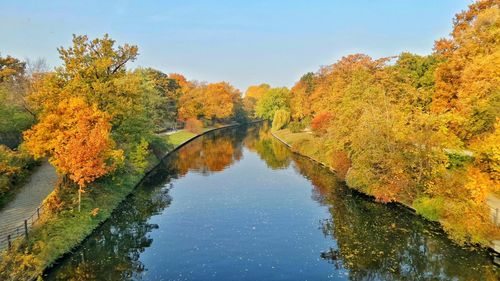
[{"left": 78, "top": 186, "right": 82, "bottom": 212}]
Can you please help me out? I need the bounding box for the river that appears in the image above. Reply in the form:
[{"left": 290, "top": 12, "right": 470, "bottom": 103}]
[{"left": 44, "top": 123, "right": 499, "bottom": 280}]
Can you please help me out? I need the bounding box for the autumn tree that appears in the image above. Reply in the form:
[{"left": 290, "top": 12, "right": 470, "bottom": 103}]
[
  {"left": 243, "top": 83, "right": 270, "bottom": 118},
  {"left": 24, "top": 97, "right": 123, "bottom": 211},
  {"left": 136, "top": 68, "right": 183, "bottom": 130},
  {"left": 178, "top": 81, "right": 243, "bottom": 123},
  {"left": 184, "top": 118, "right": 203, "bottom": 134},
  {"left": 203, "top": 82, "right": 241, "bottom": 121},
  {"left": 0, "top": 55, "right": 35, "bottom": 148},
  {"left": 429, "top": 2, "right": 500, "bottom": 240},
  {"left": 311, "top": 112, "right": 333, "bottom": 136},
  {"left": 282, "top": 4, "right": 500, "bottom": 244},
  {"left": 169, "top": 73, "right": 193, "bottom": 94},
  {"left": 28, "top": 34, "right": 155, "bottom": 144},
  {"left": 432, "top": 0, "right": 499, "bottom": 141},
  {"left": 290, "top": 73, "right": 315, "bottom": 120},
  {"left": 23, "top": 34, "right": 177, "bottom": 209},
  {"left": 178, "top": 81, "right": 206, "bottom": 121},
  {"left": 387, "top": 53, "right": 439, "bottom": 112}
]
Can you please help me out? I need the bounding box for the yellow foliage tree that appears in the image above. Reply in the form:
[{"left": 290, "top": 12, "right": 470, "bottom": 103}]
[
  {"left": 433, "top": 0, "right": 499, "bottom": 141},
  {"left": 203, "top": 82, "right": 240, "bottom": 121},
  {"left": 243, "top": 83, "right": 270, "bottom": 118}
]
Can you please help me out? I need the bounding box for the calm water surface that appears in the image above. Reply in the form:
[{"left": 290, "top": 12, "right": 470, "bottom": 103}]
[{"left": 45, "top": 124, "right": 499, "bottom": 280}]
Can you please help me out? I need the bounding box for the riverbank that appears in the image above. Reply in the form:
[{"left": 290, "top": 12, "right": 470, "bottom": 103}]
[
  {"left": 0, "top": 124, "right": 240, "bottom": 281},
  {"left": 271, "top": 129, "right": 500, "bottom": 260},
  {"left": 43, "top": 121, "right": 500, "bottom": 280}
]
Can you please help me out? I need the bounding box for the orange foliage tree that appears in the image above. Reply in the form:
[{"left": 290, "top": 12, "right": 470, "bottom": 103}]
[
  {"left": 289, "top": 73, "right": 315, "bottom": 120},
  {"left": 432, "top": 0, "right": 499, "bottom": 141},
  {"left": 281, "top": 0, "right": 500, "bottom": 245},
  {"left": 178, "top": 81, "right": 242, "bottom": 123},
  {"left": 311, "top": 112, "right": 333, "bottom": 136},
  {"left": 24, "top": 97, "right": 123, "bottom": 211},
  {"left": 178, "top": 82, "right": 205, "bottom": 121},
  {"left": 184, "top": 118, "right": 203, "bottom": 134},
  {"left": 203, "top": 82, "right": 241, "bottom": 121}
]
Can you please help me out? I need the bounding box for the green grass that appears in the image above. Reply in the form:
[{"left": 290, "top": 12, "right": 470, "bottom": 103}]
[
  {"left": 274, "top": 128, "right": 313, "bottom": 144},
  {"left": 163, "top": 130, "right": 197, "bottom": 147},
  {"left": 274, "top": 129, "right": 329, "bottom": 164},
  {"left": 162, "top": 128, "right": 215, "bottom": 147}
]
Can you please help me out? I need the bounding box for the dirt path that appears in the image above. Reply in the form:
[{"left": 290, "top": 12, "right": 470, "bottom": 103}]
[{"left": 0, "top": 161, "right": 57, "bottom": 249}]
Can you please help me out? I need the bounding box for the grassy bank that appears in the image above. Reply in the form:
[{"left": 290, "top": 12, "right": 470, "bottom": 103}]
[
  {"left": 273, "top": 129, "right": 500, "bottom": 250},
  {"left": 0, "top": 128, "right": 216, "bottom": 281},
  {"left": 271, "top": 129, "right": 330, "bottom": 166},
  {"left": 162, "top": 127, "right": 217, "bottom": 147}
]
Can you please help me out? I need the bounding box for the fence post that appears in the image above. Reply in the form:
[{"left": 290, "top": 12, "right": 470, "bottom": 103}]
[
  {"left": 7, "top": 234, "right": 11, "bottom": 249},
  {"left": 37, "top": 207, "right": 40, "bottom": 219},
  {"left": 24, "top": 219, "right": 28, "bottom": 240}
]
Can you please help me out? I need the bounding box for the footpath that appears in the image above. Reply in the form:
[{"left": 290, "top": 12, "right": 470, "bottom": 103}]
[{"left": 0, "top": 161, "right": 57, "bottom": 249}]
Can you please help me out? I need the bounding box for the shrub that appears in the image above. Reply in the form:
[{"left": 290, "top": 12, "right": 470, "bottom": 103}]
[
  {"left": 301, "top": 116, "right": 312, "bottom": 128},
  {"left": 129, "top": 138, "right": 149, "bottom": 173},
  {"left": 0, "top": 144, "right": 36, "bottom": 206},
  {"left": 445, "top": 151, "right": 473, "bottom": 169},
  {"left": 413, "top": 196, "right": 445, "bottom": 221},
  {"left": 185, "top": 118, "right": 203, "bottom": 134},
  {"left": 311, "top": 112, "right": 333, "bottom": 135},
  {"left": 272, "top": 109, "right": 290, "bottom": 131},
  {"left": 288, "top": 121, "right": 305, "bottom": 133}
]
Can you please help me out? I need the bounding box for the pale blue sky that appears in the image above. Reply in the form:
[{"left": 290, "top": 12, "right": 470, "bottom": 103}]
[{"left": 1, "top": 0, "right": 472, "bottom": 90}]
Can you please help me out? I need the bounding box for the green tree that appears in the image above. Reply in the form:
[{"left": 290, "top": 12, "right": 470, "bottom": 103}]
[
  {"left": 243, "top": 83, "right": 270, "bottom": 118},
  {"left": 255, "top": 87, "right": 290, "bottom": 120},
  {"left": 271, "top": 109, "right": 290, "bottom": 131}
]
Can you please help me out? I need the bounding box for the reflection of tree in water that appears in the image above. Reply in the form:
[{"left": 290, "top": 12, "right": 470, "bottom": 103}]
[
  {"left": 46, "top": 128, "right": 249, "bottom": 280},
  {"left": 46, "top": 179, "right": 172, "bottom": 280},
  {"left": 244, "top": 122, "right": 291, "bottom": 169},
  {"left": 46, "top": 125, "right": 499, "bottom": 280},
  {"left": 173, "top": 127, "right": 246, "bottom": 176},
  {"left": 292, "top": 155, "right": 500, "bottom": 281}
]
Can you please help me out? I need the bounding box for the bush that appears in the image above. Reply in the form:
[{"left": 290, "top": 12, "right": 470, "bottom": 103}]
[
  {"left": 413, "top": 196, "right": 445, "bottom": 221},
  {"left": 288, "top": 121, "right": 305, "bottom": 133},
  {"left": 129, "top": 138, "right": 149, "bottom": 173},
  {"left": 0, "top": 145, "right": 37, "bottom": 206},
  {"left": 185, "top": 118, "right": 203, "bottom": 134},
  {"left": 445, "top": 151, "right": 473, "bottom": 169},
  {"left": 311, "top": 112, "right": 333, "bottom": 135},
  {"left": 301, "top": 116, "right": 312, "bottom": 127},
  {"left": 272, "top": 109, "right": 290, "bottom": 131}
]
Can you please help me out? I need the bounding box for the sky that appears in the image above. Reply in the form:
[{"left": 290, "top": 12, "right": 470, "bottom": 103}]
[{"left": 1, "top": 0, "right": 473, "bottom": 91}]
